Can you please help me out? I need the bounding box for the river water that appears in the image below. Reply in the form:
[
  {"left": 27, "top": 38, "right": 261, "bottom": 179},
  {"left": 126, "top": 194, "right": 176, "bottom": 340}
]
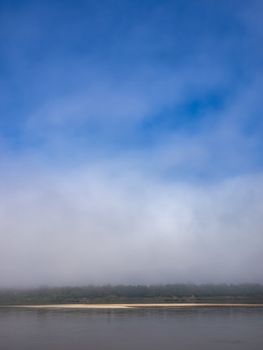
[{"left": 0, "top": 307, "right": 263, "bottom": 349}]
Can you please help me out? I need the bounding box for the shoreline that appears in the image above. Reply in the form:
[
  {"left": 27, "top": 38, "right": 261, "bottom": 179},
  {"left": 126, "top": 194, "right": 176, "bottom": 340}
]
[{"left": 2, "top": 303, "right": 263, "bottom": 309}]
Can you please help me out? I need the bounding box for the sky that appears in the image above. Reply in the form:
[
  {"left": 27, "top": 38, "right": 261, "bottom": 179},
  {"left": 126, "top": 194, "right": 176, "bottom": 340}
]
[{"left": 0, "top": 0, "right": 263, "bottom": 287}]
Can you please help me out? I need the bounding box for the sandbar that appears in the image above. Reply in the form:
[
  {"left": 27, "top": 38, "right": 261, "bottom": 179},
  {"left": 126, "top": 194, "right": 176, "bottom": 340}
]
[{"left": 3, "top": 303, "right": 263, "bottom": 309}]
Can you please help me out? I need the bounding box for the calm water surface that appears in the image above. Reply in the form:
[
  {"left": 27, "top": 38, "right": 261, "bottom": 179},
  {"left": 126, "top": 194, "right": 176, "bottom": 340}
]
[{"left": 0, "top": 307, "right": 263, "bottom": 349}]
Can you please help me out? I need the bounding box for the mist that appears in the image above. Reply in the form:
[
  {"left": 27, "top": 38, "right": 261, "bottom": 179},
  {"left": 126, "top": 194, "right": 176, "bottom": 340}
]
[{"left": 0, "top": 159, "right": 262, "bottom": 287}]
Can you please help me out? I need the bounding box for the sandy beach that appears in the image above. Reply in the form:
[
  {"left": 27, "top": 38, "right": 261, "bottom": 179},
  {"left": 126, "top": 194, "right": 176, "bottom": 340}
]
[{"left": 4, "top": 303, "right": 263, "bottom": 309}]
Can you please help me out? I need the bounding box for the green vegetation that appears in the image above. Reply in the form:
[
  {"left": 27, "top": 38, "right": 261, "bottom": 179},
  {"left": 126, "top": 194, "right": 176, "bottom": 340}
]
[{"left": 0, "top": 284, "right": 263, "bottom": 305}]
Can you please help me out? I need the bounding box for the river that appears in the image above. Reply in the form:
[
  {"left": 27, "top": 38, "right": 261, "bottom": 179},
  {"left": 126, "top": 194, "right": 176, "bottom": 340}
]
[{"left": 0, "top": 307, "right": 262, "bottom": 349}]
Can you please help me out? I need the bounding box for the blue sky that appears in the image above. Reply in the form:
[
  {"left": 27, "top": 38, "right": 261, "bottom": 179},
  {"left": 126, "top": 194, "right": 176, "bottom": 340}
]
[
  {"left": 1, "top": 0, "right": 262, "bottom": 177},
  {"left": 0, "top": 0, "right": 263, "bottom": 286}
]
